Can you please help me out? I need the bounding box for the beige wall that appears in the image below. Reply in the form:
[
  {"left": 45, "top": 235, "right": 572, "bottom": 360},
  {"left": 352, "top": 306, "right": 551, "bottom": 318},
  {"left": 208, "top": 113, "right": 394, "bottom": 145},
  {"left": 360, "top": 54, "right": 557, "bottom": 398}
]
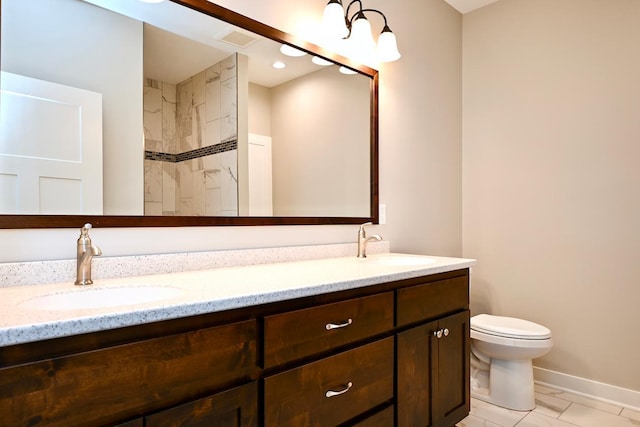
[
  {"left": 0, "top": 0, "right": 463, "bottom": 262},
  {"left": 462, "top": 0, "right": 640, "bottom": 391},
  {"left": 270, "top": 66, "right": 370, "bottom": 217}
]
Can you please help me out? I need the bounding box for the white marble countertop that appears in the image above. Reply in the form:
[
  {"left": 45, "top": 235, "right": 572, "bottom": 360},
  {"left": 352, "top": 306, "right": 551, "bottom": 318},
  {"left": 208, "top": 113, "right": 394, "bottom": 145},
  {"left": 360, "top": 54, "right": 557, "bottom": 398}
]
[{"left": 0, "top": 253, "right": 475, "bottom": 347}]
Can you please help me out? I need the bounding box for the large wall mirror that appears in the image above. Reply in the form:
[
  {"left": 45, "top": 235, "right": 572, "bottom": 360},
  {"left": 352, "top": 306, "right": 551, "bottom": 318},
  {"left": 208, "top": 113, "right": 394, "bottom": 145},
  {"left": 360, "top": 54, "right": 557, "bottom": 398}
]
[{"left": 0, "top": 0, "right": 378, "bottom": 228}]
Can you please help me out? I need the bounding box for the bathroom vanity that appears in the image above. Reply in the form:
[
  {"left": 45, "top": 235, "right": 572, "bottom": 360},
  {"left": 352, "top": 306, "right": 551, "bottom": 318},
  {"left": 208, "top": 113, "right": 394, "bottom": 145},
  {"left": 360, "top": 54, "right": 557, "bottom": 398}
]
[{"left": 0, "top": 254, "right": 473, "bottom": 426}]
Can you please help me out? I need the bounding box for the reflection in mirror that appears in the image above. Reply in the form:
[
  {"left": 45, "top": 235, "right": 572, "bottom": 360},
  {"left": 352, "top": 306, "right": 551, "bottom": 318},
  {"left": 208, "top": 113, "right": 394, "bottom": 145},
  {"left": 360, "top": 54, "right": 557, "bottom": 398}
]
[{"left": 0, "top": 0, "right": 377, "bottom": 227}]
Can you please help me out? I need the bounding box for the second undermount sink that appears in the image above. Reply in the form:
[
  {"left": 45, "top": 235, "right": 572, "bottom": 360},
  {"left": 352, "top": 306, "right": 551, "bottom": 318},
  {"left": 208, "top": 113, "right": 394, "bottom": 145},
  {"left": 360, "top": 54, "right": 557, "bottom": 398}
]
[
  {"left": 20, "top": 286, "right": 184, "bottom": 311},
  {"left": 365, "top": 254, "right": 437, "bottom": 267}
]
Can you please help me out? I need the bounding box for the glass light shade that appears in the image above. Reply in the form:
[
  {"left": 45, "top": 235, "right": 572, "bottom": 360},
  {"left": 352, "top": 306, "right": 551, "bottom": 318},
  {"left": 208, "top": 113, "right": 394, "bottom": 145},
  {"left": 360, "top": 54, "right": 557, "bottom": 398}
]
[
  {"left": 376, "top": 27, "right": 401, "bottom": 62},
  {"left": 323, "top": 1, "right": 349, "bottom": 39},
  {"left": 349, "top": 15, "right": 375, "bottom": 55},
  {"left": 339, "top": 66, "right": 357, "bottom": 75}
]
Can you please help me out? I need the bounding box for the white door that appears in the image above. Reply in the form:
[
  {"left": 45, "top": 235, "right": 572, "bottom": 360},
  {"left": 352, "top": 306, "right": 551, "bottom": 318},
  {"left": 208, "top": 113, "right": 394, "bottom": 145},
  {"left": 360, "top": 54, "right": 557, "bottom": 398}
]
[
  {"left": 248, "top": 133, "right": 272, "bottom": 216},
  {"left": 0, "top": 71, "right": 103, "bottom": 214}
]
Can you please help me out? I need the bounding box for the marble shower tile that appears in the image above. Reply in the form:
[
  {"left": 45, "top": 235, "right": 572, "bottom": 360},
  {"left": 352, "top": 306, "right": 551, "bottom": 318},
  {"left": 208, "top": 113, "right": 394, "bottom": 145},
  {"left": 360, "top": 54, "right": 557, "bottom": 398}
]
[
  {"left": 143, "top": 86, "right": 162, "bottom": 141},
  {"left": 144, "top": 202, "right": 162, "bottom": 215},
  {"left": 192, "top": 169, "right": 206, "bottom": 216},
  {"left": 205, "top": 119, "right": 221, "bottom": 147},
  {"left": 162, "top": 162, "right": 176, "bottom": 213},
  {"left": 177, "top": 79, "right": 193, "bottom": 138},
  {"left": 177, "top": 161, "right": 193, "bottom": 199},
  {"left": 221, "top": 54, "right": 236, "bottom": 81},
  {"left": 219, "top": 150, "right": 238, "bottom": 212},
  {"left": 162, "top": 100, "right": 176, "bottom": 153},
  {"left": 162, "top": 82, "right": 176, "bottom": 103},
  {"left": 144, "top": 160, "right": 162, "bottom": 203},
  {"left": 192, "top": 103, "right": 205, "bottom": 148},
  {"left": 205, "top": 65, "right": 221, "bottom": 123},
  {"left": 205, "top": 187, "right": 221, "bottom": 216},
  {"left": 220, "top": 76, "right": 237, "bottom": 140},
  {"left": 192, "top": 70, "right": 206, "bottom": 106}
]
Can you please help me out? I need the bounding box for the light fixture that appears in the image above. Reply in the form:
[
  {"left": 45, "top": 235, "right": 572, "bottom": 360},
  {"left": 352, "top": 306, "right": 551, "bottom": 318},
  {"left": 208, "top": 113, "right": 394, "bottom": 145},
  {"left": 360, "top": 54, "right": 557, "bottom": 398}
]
[
  {"left": 312, "top": 56, "right": 333, "bottom": 66},
  {"left": 272, "top": 61, "right": 286, "bottom": 69},
  {"left": 139, "top": 0, "right": 166, "bottom": 3},
  {"left": 339, "top": 66, "right": 357, "bottom": 75},
  {"left": 280, "top": 44, "right": 307, "bottom": 57},
  {"left": 321, "top": 0, "right": 401, "bottom": 63}
]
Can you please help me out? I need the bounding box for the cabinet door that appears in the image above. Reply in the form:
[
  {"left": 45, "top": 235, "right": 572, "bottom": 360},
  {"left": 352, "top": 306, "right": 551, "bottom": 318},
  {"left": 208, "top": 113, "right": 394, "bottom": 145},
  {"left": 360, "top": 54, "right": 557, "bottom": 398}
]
[
  {"left": 145, "top": 382, "right": 257, "bottom": 427},
  {"left": 396, "top": 311, "right": 470, "bottom": 427},
  {"left": 434, "top": 310, "right": 470, "bottom": 427}
]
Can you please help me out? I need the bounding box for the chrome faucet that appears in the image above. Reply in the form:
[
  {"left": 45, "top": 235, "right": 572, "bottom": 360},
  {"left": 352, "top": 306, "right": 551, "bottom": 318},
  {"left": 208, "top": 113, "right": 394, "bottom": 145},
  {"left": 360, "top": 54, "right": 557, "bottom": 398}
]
[
  {"left": 75, "top": 223, "right": 102, "bottom": 286},
  {"left": 357, "top": 222, "right": 382, "bottom": 258}
]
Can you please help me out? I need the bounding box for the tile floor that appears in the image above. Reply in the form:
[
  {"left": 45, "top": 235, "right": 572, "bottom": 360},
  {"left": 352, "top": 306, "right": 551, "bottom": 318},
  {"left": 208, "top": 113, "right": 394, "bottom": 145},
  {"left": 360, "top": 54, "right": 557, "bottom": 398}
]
[{"left": 456, "top": 384, "right": 640, "bottom": 427}]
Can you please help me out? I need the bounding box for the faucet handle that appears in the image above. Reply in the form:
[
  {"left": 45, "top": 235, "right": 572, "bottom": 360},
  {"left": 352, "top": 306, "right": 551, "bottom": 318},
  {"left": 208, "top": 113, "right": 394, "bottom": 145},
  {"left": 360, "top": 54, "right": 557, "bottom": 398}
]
[
  {"left": 80, "top": 223, "right": 92, "bottom": 236},
  {"left": 358, "top": 221, "right": 373, "bottom": 236}
]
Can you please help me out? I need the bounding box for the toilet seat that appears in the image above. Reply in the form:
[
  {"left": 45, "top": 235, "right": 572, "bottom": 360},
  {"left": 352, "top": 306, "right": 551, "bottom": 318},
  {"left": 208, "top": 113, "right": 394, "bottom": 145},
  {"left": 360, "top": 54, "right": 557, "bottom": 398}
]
[{"left": 471, "top": 314, "right": 551, "bottom": 340}]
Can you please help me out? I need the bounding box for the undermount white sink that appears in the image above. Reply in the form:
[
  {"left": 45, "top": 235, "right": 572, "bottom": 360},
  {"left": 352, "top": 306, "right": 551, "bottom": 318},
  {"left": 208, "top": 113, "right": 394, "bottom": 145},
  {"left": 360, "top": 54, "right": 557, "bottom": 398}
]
[
  {"left": 365, "top": 255, "right": 437, "bottom": 267},
  {"left": 20, "top": 286, "right": 184, "bottom": 311}
]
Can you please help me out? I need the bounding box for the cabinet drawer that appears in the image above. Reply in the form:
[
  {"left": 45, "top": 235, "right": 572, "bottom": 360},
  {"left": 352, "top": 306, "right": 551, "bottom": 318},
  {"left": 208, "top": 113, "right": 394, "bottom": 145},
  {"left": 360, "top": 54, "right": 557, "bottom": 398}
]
[
  {"left": 264, "top": 292, "right": 393, "bottom": 366},
  {"left": 397, "top": 275, "right": 468, "bottom": 326},
  {"left": 264, "top": 337, "right": 394, "bottom": 427},
  {"left": 352, "top": 406, "right": 394, "bottom": 426},
  {"left": 146, "top": 382, "right": 257, "bottom": 427},
  {"left": 0, "top": 320, "right": 257, "bottom": 427}
]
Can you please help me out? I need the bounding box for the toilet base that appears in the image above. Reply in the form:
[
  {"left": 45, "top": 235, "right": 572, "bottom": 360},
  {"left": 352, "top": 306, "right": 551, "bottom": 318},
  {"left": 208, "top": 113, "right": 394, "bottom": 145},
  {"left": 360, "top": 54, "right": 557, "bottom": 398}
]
[{"left": 471, "top": 358, "right": 535, "bottom": 411}]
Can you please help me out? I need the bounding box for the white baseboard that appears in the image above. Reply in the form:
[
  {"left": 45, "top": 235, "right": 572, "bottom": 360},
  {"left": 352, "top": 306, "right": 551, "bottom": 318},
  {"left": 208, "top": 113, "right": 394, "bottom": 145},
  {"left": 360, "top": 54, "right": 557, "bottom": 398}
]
[{"left": 533, "top": 366, "right": 640, "bottom": 412}]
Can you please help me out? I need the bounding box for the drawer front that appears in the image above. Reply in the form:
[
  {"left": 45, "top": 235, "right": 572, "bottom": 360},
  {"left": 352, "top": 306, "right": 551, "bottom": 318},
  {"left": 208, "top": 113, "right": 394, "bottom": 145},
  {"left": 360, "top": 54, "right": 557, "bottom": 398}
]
[
  {"left": 0, "top": 320, "right": 257, "bottom": 427},
  {"left": 146, "top": 382, "right": 257, "bottom": 427},
  {"left": 264, "top": 292, "right": 393, "bottom": 367},
  {"left": 264, "top": 337, "right": 394, "bottom": 427},
  {"left": 397, "top": 275, "right": 468, "bottom": 327},
  {"left": 352, "top": 406, "right": 394, "bottom": 427}
]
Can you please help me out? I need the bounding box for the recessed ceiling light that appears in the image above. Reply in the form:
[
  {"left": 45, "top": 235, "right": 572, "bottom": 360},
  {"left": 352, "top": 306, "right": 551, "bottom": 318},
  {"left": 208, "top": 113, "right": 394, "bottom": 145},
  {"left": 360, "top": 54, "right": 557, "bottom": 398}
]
[
  {"left": 339, "top": 66, "right": 357, "bottom": 75},
  {"left": 312, "top": 56, "right": 333, "bottom": 66},
  {"left": 272, "top": 61, "right": 287, "bottom": 69},
  {"left": 280, "top": 45, "right": 307, "bottom": 57},
  {"left": 139, "top": 0, "right": 166, "bottom": 3}
]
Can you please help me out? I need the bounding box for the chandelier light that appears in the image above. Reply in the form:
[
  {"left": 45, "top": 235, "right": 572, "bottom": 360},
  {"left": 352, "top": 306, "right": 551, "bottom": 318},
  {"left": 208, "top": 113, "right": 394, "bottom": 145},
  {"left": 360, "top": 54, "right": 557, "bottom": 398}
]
[{"left": 321, "top": 0, "right": 401, "bottom": 63}]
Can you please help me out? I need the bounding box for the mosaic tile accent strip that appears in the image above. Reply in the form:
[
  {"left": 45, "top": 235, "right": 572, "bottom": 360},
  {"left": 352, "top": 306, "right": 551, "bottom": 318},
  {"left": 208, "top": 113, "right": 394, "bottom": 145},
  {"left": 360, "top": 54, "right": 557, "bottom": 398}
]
[{"left": 145, "top": 139, "right": 237, "bottom": 163}]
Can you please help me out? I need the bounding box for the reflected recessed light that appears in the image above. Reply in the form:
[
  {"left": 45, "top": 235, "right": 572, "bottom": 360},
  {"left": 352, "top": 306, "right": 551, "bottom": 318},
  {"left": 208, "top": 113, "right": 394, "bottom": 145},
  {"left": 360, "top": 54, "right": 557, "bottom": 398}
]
[
  {"left": 339, "top": 66, "right": 357, "bottom": 75},
  {"left": 280, "top": 45, "right": 307, "bottom": 57},
  {"left": 139, "top": 0, "right": 165, "bottom": 3},
  {"left": 312, "top": 56, "right": 333, "bottom": 66},
  {"left": 272, "top": 61, "right": 287, "bottom": 69}
]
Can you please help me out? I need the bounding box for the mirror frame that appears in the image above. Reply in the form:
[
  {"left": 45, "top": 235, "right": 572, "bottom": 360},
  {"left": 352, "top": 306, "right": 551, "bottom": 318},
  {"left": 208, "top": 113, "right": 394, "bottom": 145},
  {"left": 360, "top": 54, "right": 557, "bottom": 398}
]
[{"left": 0, "top": 0, "right": 378, "bottom": 229}]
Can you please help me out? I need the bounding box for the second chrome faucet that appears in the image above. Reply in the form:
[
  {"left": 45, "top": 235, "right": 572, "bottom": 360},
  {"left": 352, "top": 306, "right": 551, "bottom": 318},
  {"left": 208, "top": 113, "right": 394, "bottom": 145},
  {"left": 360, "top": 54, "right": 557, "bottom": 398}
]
[{"left": 357, "top": 222, "right": 382, "bottom": 258}]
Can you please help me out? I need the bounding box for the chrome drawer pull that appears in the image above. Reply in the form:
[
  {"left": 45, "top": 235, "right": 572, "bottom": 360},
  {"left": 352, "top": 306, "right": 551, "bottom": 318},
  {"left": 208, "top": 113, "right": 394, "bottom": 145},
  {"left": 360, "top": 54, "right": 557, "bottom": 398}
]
[
  {"left": 325, "top": 318, "right": 353, "bottom": 330},
  {"left": 325, "top": 381, "right": 353, "bottom": 398}
]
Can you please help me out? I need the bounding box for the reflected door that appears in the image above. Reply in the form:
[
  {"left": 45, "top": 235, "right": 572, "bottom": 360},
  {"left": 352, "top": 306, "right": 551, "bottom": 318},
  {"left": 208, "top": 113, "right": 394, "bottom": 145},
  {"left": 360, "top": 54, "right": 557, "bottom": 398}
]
[{"left": 0, "top": 71, "right": 103, "bottom": 214}]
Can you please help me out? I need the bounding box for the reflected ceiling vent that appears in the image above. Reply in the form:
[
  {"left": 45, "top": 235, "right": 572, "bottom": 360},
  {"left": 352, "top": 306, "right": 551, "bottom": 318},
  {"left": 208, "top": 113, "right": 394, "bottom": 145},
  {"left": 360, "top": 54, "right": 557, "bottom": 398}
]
[{"left": 218, "top": 28, "right": 259, "bottom": 49}]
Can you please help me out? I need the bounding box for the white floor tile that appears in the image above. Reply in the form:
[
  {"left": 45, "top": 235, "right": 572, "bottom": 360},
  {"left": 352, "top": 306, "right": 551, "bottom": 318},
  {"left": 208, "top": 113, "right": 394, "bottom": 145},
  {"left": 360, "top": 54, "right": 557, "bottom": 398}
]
[
  {"left": 538, "top": 389, "right": 623, "bottom": 415},
  {"left": 457, "top": 414, "right": 502, "bottom": 427},
  {"left": 515, "top": 412, "right": 580, "bottom": 427},
  {"left": 470, "top": 398, "right": 529, "bottom": 427},
  {"left": 621, "top": 407, "right": 640, "bottom": 422},
  {"left": 533, "top": 392, "right": 572, "bottom": 418},
  {"left": 559, "top": 403, "right": 638, "bottom": 427}
]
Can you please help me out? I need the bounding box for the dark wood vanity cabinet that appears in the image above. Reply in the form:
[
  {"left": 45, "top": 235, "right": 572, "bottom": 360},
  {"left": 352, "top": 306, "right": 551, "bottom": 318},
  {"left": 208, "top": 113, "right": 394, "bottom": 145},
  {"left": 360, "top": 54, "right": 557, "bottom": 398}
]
[
  {"left": 396, "top": 276, "right": 471, "bottom": 427},
  {"left": 0, "top": 269, "right": 470, "bottom": 426}
]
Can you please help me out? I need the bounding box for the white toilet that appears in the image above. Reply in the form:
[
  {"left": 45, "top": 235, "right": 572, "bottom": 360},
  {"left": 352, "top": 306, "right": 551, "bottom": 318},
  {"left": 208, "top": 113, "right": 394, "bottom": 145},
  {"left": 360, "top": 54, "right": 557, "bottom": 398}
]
[{"left": 470, "top": 314, "right": 553, "bottom": 411}]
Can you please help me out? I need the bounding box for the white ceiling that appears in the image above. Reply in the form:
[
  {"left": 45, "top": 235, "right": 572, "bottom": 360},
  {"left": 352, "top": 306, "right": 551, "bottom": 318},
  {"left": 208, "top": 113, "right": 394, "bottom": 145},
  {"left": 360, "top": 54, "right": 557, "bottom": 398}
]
[{"left": 444, "top": 0, "right": 500, "bottom": 14}]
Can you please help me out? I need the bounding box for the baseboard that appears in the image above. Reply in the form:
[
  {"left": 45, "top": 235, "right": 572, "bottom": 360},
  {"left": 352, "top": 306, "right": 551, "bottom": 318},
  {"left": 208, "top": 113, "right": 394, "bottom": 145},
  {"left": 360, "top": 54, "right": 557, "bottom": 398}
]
[{"left": 533, "top": 366, "right": 640, "bottom": 412}]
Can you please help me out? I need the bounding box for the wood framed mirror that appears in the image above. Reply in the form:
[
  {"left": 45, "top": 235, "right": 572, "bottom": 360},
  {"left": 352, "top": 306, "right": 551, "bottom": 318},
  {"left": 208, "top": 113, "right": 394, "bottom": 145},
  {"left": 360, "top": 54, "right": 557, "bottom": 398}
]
[{"left": 0, "top": 0, "right": 378, "bottom": 228}]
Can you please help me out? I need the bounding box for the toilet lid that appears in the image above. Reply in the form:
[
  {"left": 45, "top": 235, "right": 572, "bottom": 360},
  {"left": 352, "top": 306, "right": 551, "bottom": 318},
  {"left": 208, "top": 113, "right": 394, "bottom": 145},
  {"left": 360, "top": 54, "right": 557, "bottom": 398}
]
[{"left": 471, "top": 314, "right": 551, "bottom": 339}]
